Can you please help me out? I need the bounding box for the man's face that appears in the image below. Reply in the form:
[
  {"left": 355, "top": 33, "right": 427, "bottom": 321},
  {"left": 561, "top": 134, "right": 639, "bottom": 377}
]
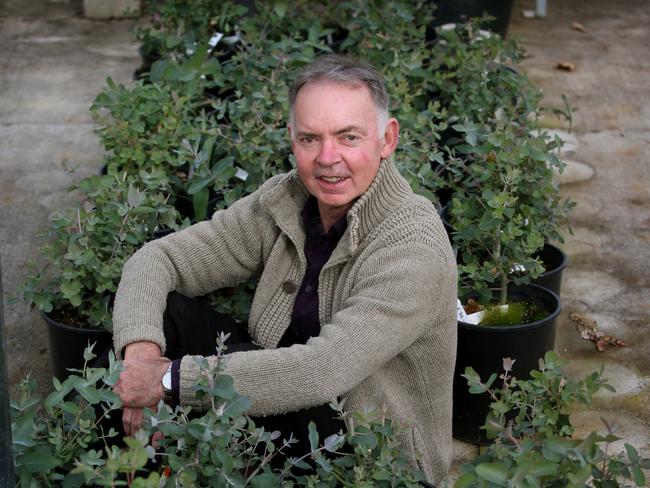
[{"left": 289, "top": 81, "right": 398, "bottom": 219}]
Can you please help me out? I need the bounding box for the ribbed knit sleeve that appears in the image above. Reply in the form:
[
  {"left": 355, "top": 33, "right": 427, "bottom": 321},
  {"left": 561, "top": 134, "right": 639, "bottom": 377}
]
[{"left": 112, "top": 175, "right": 285, "bottom": 357}]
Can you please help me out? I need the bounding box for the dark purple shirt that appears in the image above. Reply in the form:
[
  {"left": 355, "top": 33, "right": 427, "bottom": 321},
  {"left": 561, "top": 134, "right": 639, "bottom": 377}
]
[{"left": 278, "top": 196, "right": 348, "bottom": 347}]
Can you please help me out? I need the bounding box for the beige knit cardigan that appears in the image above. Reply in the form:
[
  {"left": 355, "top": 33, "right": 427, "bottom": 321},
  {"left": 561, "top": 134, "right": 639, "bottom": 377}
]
[{"left": 113, "top": 159, "right": 457, "bottom": 483}]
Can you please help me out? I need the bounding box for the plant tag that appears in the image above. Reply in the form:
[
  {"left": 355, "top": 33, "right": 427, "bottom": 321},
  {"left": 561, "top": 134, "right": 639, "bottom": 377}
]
[
  {"left": 223, "top": 35, "right": 240, "bottom": 45},
  {"left": 456, "top": 299, "right": 471, "bottom": 322},
  {"left": 510, "top": 263, "right": 526, "bottom": 273},
  {"left": 464, "top": 311, "right": 483, "bottom": 325},
  {"left": 208, "top": 32, "right": 224, "bottom": 49},
  {"left": 235, "top": 167, "right": 249, "bottom": 181}
]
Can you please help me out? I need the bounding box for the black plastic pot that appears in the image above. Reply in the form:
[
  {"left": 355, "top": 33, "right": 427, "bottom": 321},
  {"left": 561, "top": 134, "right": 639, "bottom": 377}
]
[
  {"left": 42, "top": 311, "right": 112, "bottom": 381},
  {"left": 174, "top": 192, "right": 222, "bottom": 222},
  {"left": 532, "top": 242, "right": 567, "bottom": 297},
  {"left": 452, "top": 283, "right": 560, "bottom": 445},
  {"left": 430, "top": 0, "right": 515, "bottom": 38}
]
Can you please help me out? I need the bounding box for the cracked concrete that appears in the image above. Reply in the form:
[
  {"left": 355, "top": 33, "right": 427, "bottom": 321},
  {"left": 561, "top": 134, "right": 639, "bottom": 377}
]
[{"left": 1, "top": 0, "right": 649, "bottom": 479}]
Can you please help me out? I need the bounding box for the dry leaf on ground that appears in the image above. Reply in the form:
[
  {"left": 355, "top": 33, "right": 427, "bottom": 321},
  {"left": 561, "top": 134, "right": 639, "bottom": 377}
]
[
  {"left": 569, "top": 312, "right": 628, "bottom": 351},
  {"left": 556, "top": 61, "right": 577, "bottom": 71},
  {"left": 571, "top": 22, "right": 586, "bottom": 32}
]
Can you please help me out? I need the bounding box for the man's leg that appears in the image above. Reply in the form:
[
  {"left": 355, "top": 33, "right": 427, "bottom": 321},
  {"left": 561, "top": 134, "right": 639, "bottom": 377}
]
[{"left": 163, "top": 292, "right": 257, "bottom": 358}]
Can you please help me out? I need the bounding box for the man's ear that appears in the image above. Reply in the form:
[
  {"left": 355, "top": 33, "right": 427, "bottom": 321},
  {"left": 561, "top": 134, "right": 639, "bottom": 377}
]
[{"left": 380, "top": 118, "right": 399, "bottom": 159}]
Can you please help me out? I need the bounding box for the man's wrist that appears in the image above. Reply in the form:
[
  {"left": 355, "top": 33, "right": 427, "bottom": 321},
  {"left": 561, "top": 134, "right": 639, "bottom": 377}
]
[{"left": 124, "top": 341, "right": 162, "bottom": 359}]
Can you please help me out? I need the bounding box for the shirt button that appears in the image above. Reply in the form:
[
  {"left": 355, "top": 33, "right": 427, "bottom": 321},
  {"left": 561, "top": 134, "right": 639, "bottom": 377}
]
[
  {"left": 282, "top": 280, "right": 297, "bottom": 294},
  {"left": 305, "top": 285, "right": 313, "bottom": 293}
]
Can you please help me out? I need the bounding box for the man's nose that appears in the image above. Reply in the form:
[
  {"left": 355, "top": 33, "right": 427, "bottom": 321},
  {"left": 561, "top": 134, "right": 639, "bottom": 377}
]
[{"left": 316, "top": 138, "right": 340, "bottom": 166}]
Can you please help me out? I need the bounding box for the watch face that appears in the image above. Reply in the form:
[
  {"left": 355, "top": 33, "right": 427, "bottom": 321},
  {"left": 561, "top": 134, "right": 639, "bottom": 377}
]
[{"left": 162, "top": 368, "right": 172, "bottom": 391}]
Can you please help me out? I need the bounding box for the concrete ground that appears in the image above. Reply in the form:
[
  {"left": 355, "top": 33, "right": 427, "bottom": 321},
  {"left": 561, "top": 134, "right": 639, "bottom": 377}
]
[{"left": 1, "top": 0, "right": 649, "bottom": 479}]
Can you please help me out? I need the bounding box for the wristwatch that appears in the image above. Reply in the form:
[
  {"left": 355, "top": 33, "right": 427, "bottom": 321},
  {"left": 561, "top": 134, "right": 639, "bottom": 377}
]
[{"left": 162, "top": 363, "right": 173, "bottom": 403}]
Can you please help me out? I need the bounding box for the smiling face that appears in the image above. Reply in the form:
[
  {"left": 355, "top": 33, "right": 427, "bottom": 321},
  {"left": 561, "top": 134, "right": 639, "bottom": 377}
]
[{"left": 289, "top": 81, "right": 399, "bottom": 230}]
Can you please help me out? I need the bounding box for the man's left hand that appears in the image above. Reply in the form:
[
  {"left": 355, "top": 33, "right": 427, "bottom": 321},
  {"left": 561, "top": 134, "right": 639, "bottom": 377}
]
[{"left": 114, "top": 356, "right": 171, "bottom": 408}]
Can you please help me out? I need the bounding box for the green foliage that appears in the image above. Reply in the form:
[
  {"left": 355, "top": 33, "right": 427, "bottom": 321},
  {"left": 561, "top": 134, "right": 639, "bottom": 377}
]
[
  {"left": 429, "top": 23, "right": 575, "bottom": 303},
  {"left": 289, "top": 405, "right": 426, "bottom": 487},
  {"left": 429, "top": 21, "right": 538, "bottom": 130},
  {"left": 12, "top": 346, "right": 123, "bottom": 487},
  {"left": 13, "top": 341, "right": 425, "bottom": 486},
  {"left": 91, "top": 79, "right": 203, "bottom": 178},
  {"left": 21, "top": 174, "right": 182, "bottom": 329},
  {"left": 456, "top": 352, "right": 650, "bottom": 487}
]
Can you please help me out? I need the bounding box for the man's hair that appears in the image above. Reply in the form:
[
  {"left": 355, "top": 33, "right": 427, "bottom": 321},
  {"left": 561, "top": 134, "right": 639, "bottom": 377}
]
[{"left": 288, "top": 54, "right": 390, "bottom": 137}]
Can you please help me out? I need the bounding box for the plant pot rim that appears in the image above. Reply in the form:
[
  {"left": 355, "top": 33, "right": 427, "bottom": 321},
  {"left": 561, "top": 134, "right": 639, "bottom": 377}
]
[
  {"left": 40, "top": 310, "right": 110, "bottom": 335},
  {"left": 538, "top": 242, "right": 568, "bottom": 277},
  {"left": 458, "top": 283, "right": 560, "bottom": 332}
]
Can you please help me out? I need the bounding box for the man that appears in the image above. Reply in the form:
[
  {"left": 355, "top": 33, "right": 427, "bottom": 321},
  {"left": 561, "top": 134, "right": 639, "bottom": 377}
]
[{"left": 112, "top": 54, "right": 457, "bottom": 484}]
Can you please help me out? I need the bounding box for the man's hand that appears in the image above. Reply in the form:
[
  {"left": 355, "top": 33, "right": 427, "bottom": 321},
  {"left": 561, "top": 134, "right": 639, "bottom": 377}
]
[{"left": 114, "top": 341, "right": 170, "bottom": 436}]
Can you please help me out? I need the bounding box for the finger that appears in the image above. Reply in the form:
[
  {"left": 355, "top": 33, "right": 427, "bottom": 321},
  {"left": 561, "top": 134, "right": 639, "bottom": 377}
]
[
  {"left": 151, "top": 431, "right": 164, "bottom": 449},
  {"left": 123, "top": 407, "right": 144, "bottom": 436},
  {"left": 130, "top": 407, "right": 144, "bottom": 434},
  {"left": 122, "top": 407, "right": 132, "bottom": 436}
]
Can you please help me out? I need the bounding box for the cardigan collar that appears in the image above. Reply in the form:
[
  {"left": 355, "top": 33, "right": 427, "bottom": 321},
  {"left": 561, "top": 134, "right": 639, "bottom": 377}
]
[{"left": 260, "top": 158, "right": 413, "bottom": 258}]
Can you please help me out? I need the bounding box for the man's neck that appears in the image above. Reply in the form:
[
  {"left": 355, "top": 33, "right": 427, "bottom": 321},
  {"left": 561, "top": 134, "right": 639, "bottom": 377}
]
[{"left": 318, "top": 202, "right": 352, "bottom": 234}]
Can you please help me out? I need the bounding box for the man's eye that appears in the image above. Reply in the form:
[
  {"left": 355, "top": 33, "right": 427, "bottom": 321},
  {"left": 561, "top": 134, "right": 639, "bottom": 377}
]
[
  {"left": 345, "top": 135, "right": 358, "bottom": 142},
  {"left": 300, "top": 136, "right": 315, "bottom": 144}
]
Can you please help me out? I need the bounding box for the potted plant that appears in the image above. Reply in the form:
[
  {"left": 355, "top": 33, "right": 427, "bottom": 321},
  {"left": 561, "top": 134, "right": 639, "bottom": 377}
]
[
  {"left": 455, "top": 352, "right": 650, "bottom": 487},
  {"left": 445, "top": 111, "right": 572, "bottom": 443},
  {"left": 427, "top": 22, "right": 574, "bottom": 288},
  {"left": 21, "top": 174, "right": 181, "bottom": 379}
]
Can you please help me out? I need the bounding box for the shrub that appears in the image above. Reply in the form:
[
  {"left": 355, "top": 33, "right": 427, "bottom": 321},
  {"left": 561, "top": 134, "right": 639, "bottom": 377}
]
[
  {"left": 426, "top": 23, "right": 574, "bottom": 302},
  {"left": 12, "top": 341, "right": 426, "bottom": 487},
  {"left": 455, "top": 352, "right": 650, "bottom": 487},
  {"left": 21, "top": 174, "right": 182, "bottom": 330}
]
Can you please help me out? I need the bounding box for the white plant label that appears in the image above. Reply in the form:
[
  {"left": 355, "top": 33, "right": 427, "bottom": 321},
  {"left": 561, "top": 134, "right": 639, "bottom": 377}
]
[
  {"left": 235, "top": 167, "right": 249, "bottom": 181},
  {"left": 208, "top": 32, "right": 224, "bottom": 49},
  {"left": 456, "top": 299, "right": 471, "bottom": 322}
]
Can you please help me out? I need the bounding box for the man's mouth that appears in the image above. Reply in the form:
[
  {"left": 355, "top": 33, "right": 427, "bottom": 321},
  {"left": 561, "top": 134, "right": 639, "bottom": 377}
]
[{"left": 318, "top": 176, "right": 347, "bottom": 183}]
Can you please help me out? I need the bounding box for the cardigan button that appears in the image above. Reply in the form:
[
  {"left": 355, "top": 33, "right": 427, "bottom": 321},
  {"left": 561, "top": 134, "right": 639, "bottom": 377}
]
[{"left": 282, "top": 280, "right": 297, "bottom": 294}]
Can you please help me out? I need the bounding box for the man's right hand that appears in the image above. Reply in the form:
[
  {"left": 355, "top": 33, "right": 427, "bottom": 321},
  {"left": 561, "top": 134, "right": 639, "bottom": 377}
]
[{"left": 115, "top": 341, "right": 169, "bottom": 436}]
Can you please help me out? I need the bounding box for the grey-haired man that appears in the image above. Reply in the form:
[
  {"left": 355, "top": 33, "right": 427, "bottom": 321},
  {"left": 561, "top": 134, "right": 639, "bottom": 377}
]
[{"left": 112, "top": 54, "right": 457, "bottom": 484}]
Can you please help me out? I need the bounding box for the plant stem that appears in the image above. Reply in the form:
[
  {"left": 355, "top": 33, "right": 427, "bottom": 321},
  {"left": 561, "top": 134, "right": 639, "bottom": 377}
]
[{"left": 494, "top": 222, "right": 508, "bottom": 305}]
